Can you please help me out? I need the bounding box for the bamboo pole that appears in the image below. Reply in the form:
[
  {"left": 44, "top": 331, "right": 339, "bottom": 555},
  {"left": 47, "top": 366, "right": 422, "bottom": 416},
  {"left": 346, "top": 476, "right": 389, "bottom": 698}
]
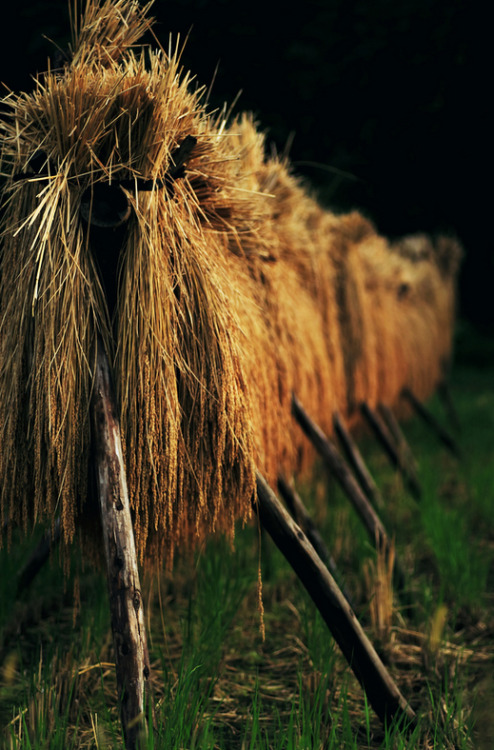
[
  {"left": 255, "top": 473, "right": 416, "bottom": 729},
  {"left": 401, "top": 388, "right": 461, "bottom": 458},
  {"left": 333, "top": 411, "right": 384, "bottom": 511},
  {"left": 91, "top": 339, "right": 150, "bottom": 750}
]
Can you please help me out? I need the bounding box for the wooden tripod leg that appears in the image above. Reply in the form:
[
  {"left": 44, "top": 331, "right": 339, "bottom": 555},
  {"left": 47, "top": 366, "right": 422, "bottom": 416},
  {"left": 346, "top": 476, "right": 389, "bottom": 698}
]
[
  {"left": 360, "top": 402, "right": 422, "bottom": 500},
  {"left": 333, "top": 411, "right": 384, "bottom": 511},
  {"left": 91, "top": 340, "right": 150, "bottom": 750},
  {"left": 277, "top": 476, "right": 355, "bottom": 609},
  {"left": 255, "top": 473, "right": 416, "bottom": 729},
  {"left": 401, "top": 388, "right": 461, "bottom": 459}
]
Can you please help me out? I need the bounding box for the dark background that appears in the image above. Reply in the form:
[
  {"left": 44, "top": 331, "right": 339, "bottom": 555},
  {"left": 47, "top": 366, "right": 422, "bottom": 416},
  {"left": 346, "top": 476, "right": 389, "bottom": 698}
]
[{"left": 1, "top": 0, "right": 492, "bottom": 342}]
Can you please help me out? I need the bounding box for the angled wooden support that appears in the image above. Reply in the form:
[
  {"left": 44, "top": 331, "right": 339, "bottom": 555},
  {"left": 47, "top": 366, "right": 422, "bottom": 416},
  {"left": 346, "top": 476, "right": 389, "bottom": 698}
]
[
  {"left": 277, "top": 476, "right": 355, "bottom": 609},
  {"left": 402, "top": 387, "right": 461, "bottom": 458},
  {"left": 292, "top": 394, "right": 409, "bottom": 604},
  {"left": 377, "top": 404, "right": 422, "bottom": 497},
  {"left": 360, "top": 402, "right": 422, "bottom": 501},
  {"left": 16, "top": 517, "right": 61, "bottom": 595},
  {"left": 437, "top": 380, "right": 461, "bottom": 432},
  {"left": 255, "top": 473, "right": 416, "bottom": 729},
  {"left": 333, "top": 411, "right": 385, "bottom": 511},
  {"left": 292, "top": 394, "right": 388, "bottom": 549},
  {"left": 91, "top": 340, "right": 150, "bottom": 750}
]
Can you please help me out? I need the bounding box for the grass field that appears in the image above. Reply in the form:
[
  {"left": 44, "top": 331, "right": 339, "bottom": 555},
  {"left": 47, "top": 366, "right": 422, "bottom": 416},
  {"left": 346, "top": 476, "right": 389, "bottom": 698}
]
[{"left": 1, "top": 355, "right": 493, "bottom": 749}]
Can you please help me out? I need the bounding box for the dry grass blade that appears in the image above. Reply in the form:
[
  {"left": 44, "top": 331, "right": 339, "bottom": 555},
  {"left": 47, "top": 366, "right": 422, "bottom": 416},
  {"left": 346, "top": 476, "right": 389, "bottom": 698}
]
[{"left": 363, "top": 538, "right": 396, "bottom": 640}]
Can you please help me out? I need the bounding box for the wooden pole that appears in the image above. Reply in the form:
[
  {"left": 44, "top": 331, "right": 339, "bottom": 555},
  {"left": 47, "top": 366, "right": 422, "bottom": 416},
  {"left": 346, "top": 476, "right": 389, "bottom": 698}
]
[
  {"left": 292, "top": 394, "right": 409, "bottom": 604},
  {"left": 277, "top": 476, "right": 355, "bottom": 608},
  {"left": 292, "top": 394, "right": 389, "bottom": 549},
  {"left": 401, "top": 388, "right": 461, "bottom": 458},
  {"left": 17, "top": 518, "right": 61, "bottom": 595},
  {"left": 91, "top": 339, "right": 150, "bottom": 750},
  {"left": 437, "top": 380, "right": 461, "bottom": 433},
  {"left": 377, "top": 404, "right": 421, "bottom": 496},
  {"left": 360, "top": 402, "right": 422, "bottom": 500},
  {"left": 333, "top": 411, "right": 385, "bottom": 511},
  {"left": 255, "top": 473, "right": 417, "bottom": 729}
]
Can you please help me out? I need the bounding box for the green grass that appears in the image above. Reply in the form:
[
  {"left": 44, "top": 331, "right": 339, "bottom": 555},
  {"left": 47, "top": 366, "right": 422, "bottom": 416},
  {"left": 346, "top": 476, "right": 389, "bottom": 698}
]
[{"left": 1, "top": 361, "right": 493, "bottom": 748}]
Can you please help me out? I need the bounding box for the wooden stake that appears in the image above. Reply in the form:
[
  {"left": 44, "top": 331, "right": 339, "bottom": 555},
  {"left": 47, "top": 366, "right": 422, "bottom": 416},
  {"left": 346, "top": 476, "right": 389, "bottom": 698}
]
[
  {"left": 277, "top": 476, "right": 355, "bottom": 608},
  {"left": 402, "top": 387, "right": 461, "bottom": 458},
  {"left": 255, "top": 473, "right": 417, "bottom": 729},
  {"left": 360, "top": 402, "right": 422, "bottom": 500},
  {"left": 333, "top": 411, "right": 384, "bottom": 511},
  {"left": 91, "top": 340, "right": 150, "bottom": 750}
]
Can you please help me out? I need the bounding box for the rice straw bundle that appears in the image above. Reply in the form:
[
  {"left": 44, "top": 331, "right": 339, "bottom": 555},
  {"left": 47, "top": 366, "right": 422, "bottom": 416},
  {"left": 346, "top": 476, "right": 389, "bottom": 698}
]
[
  {"left": 0, "top": 0, "right": 461, "bottom": 567},
  {"left": 355, "top": 230, "right": 461, "bottom": 414}
]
